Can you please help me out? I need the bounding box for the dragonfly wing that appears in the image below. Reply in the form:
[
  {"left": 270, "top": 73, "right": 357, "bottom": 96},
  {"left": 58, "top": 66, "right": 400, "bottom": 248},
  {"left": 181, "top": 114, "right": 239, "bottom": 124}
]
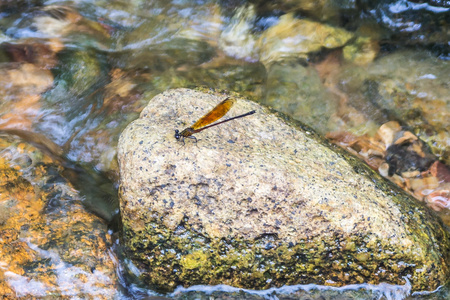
[{"left": 191, "top": 98, "right": 235, "bottom": 130}]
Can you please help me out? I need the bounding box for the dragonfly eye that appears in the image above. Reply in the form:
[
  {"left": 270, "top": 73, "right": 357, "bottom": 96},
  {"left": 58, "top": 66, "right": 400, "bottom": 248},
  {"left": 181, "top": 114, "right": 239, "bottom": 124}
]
[{"left": 174, "top": 129, "right": 180, "bottom": 139}]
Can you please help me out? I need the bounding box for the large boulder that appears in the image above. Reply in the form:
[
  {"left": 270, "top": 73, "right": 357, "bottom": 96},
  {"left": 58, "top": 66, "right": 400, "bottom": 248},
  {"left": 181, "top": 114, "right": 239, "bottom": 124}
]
[{"left": 118, "top": 88, "right": 450, "bottom": 292}]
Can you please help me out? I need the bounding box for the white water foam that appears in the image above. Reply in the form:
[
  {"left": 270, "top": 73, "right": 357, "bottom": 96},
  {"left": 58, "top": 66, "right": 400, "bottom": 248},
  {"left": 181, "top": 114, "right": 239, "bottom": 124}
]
[{"left": 171, "top": 279, "right": 413, "bottom": 300}]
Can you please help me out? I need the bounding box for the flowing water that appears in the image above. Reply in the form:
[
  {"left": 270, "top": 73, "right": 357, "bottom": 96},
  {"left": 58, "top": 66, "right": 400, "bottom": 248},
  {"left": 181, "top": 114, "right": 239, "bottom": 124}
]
[{"left": 0, "top": 0, "right": 449, "bottom": 298}]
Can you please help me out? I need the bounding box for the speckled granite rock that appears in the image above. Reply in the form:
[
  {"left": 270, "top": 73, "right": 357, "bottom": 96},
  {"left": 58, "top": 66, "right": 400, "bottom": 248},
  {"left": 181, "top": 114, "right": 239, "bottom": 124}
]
[{"left": 118, "top": 88, "right": 450, "bottom": 292}]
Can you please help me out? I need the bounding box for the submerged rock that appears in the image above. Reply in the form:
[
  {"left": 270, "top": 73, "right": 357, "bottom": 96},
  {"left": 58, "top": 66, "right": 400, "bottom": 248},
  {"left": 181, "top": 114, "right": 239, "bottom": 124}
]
[
  {"left": 250, "top": 0, "right": 343, "bottom": 22},
  {"left": 343, "top": 36, "right": 380, "bottom": 66},
  {"left": 118, "top": 88, "right": 450, "bottom": 292},
  {"left": 337, "top": 50, "right": 450, "bottom": 164},
  {"left": 327, "top": 121, "right": 450, "bottom": 221},
  {"left": 257, "top": 13, "right": 353, "bottom": 66},
  {"left": 262, "top": 61, "right": 339, "bottom": 134},
  {"left": 0, "top": 134, "right": 117, "bottom": 298}
]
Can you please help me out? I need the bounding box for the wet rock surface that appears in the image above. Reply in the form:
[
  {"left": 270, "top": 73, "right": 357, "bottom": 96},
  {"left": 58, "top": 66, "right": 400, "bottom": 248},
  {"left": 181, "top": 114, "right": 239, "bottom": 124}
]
[
  {"left": 251, "top": 0, "right": 450, "bottom": 50},
  {"left": 118, "top": 88, "right": 450, "bottom": 292},
  {"left": 257, "top": 13, "right": 353, "bottom": 66},
  {"left": 0, "top": 134, "right": 117, "bottom": 298}
]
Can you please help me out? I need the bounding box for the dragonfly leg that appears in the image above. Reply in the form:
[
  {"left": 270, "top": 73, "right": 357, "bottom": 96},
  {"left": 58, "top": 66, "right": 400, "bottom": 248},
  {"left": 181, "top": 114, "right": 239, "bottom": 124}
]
[
  {"left": 186, "top": 136, "right": 198, "bottom": 144},
  {"left": 177, "top": 135, "right": 197, "bottom": 146}
]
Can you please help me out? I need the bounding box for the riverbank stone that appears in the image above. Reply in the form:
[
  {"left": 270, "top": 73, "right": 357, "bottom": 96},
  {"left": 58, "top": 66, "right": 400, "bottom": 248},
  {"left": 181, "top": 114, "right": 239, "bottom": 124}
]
[
  {"left": 0, "top": 134, "right": 117, "bottom": 298},
  {"left": 117, "top": 88, "right": 450, "bottom": 293}
]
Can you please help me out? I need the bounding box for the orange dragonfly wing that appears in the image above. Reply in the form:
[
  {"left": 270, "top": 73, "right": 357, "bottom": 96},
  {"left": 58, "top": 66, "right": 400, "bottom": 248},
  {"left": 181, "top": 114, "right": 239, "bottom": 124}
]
[{"left": 190, "top": 97, "right": 236, "bottom": 130}]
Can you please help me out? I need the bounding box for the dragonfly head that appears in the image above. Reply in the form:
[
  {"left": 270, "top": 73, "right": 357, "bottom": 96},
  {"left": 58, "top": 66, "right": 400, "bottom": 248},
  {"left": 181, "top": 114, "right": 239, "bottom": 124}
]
[{"left": 174, "top": 129, "right": 181, "bottom": 140}]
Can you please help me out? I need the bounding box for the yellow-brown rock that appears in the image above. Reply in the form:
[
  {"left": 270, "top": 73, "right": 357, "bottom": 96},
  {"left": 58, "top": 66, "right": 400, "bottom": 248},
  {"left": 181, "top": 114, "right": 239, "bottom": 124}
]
[
  {"left": 257, "top": 13, "right": 353, "bottom": 66},
  {"left": 0, "top": 135, "right": 117, "bottom": 298}
]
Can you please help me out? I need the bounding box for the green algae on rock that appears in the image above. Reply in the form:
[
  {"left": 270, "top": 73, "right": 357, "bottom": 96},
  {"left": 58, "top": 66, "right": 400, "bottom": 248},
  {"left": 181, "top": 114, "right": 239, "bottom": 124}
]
[
  {"left": 343, "top": 36, "right": 379, "bottom": 66},
  {"left": 117, "top": 88, "right": 450, "bottom": 293}
]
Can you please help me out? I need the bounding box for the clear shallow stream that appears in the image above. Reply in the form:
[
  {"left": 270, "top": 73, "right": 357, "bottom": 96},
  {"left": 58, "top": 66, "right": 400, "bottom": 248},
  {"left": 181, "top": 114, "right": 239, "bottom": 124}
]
[{"left": 0, "top": 0, "right": 449, "bottom": 299}]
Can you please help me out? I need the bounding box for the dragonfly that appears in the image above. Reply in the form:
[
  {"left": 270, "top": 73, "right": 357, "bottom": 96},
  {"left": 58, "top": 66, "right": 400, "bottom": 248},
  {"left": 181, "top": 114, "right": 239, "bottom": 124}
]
[{"left": 174, "top": 97, "right": 255, "bottom": 144}]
